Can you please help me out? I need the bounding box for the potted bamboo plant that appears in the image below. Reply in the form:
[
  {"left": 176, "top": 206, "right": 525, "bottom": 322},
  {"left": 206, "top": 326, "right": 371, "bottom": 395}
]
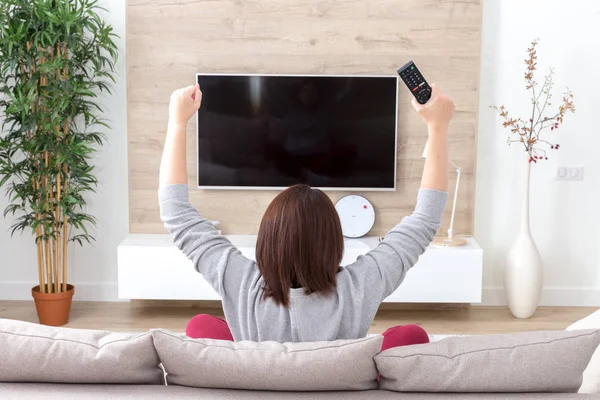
[{"left": 0, "top": 0, "right": 118, "bottom": 326}]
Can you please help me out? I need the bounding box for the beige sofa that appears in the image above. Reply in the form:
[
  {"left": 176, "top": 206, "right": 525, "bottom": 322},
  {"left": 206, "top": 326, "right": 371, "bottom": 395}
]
[{"left": 1, "top": 319, "right": 599, "bottom": 399}]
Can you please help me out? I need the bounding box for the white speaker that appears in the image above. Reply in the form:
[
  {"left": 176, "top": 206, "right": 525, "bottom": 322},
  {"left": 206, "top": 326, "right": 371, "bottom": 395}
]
[{"left": 335, "top": 195, "right": 375, "bottom": 238}]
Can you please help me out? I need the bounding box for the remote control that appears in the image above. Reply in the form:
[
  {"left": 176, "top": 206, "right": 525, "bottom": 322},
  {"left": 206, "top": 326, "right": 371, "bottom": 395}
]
[{"left": 397, "top": 61, "right": 432, "bottom": 105}]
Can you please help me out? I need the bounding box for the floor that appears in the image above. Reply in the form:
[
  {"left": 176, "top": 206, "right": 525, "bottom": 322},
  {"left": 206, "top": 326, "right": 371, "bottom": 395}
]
[{"left": 0, "top": 301, "right": 594, "bottom": 334}]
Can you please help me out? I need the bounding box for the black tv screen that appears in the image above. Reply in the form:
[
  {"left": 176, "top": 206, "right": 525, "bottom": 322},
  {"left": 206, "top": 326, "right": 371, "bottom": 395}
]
[{"left": 196, "top": 74, "right": 398, "bottom": 190}]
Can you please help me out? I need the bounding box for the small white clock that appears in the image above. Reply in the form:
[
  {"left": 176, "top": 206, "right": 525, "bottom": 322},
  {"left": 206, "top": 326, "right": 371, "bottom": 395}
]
[{"left": 335, "top": 195, "right": 375, "bottom": 238}]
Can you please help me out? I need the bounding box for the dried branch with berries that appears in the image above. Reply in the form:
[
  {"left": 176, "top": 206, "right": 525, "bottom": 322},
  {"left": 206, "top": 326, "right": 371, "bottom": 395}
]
[{"left": 492, "top": 39, "right": 575, "bottom": 163}]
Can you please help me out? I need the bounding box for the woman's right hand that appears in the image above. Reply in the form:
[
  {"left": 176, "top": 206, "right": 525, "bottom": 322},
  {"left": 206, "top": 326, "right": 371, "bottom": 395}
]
[
  {"left": 169, "top": 84, "right": 202, "bottom": 125},
  {"left": 412, "top": 84, "right": 455, "bottom": 131}
]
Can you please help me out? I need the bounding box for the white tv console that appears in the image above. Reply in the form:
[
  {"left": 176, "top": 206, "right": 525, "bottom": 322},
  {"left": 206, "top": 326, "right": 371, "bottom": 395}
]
[{"left": 118, "top": 234, "right": 483, "bottom": 303}]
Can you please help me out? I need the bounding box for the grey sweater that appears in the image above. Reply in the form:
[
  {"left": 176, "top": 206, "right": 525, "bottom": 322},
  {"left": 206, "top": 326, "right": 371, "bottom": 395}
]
[{"left": 159, "top": 184, "right": 447, "bottom": 342}]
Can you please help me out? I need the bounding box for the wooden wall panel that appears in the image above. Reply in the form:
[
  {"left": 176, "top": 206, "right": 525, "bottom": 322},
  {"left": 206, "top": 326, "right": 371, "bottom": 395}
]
[{"left": 126, "top": 0, "right": 481, "bottom": 236}]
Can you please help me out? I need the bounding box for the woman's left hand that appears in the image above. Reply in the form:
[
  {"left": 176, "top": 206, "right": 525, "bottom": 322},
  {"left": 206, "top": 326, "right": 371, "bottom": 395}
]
[{"left": 169, "top": 84, "right": 202, "bottom": 125}]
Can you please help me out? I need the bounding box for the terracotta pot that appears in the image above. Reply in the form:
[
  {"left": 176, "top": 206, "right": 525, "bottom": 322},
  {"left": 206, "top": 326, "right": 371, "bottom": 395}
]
[{"left": 31, "top": 284, "right": 75, "bottom": 326}]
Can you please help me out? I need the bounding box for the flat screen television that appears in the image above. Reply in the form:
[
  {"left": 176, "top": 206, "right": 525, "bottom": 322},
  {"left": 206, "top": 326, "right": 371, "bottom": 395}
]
[{"left": 196, "top": 73, "right": 398, "bottom": 190}]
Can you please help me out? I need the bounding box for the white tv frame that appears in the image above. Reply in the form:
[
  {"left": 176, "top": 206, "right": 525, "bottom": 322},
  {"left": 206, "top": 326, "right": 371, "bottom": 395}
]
[{"left": 195, "top": 72, "right": 399, "bottom": 192}]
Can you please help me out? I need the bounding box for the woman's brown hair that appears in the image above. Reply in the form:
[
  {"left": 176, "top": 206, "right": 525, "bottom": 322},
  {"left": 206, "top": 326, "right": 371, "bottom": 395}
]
[{"left": 256, "top": 184, "right": 344, "bottom": 308}]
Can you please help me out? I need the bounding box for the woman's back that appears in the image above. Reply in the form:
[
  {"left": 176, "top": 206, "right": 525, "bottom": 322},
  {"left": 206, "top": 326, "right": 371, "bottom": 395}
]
[{"left": 220, "top": 265, "right": 380, "bottom": 342}]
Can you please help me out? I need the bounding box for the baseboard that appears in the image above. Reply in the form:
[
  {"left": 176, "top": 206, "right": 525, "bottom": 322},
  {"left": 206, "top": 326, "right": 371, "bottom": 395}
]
[
  {"left": 0, "top": 281, "right": 121, "bottom": 301},
  {"left": 482, "top": 287, "right": 600, "bottom": 307}
]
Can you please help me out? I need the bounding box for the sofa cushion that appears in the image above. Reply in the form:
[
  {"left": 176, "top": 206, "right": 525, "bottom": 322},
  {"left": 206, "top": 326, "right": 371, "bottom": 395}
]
[
  {"left": 567, "top": 309, "right": 600, "bottom": 393},
  {"left": 151, "top": 329, "right": 382, "bottom": 391},
  {"left": 375, "top": 329, "right": 600, "bottom": 393},
  {"left": 0, "top": 319, "right": 163, "bottom": 384}
]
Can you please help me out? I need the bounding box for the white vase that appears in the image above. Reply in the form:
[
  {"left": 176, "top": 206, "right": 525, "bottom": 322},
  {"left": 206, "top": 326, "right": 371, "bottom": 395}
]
[{"left": 504, "top": 154, "right": 543, "bottom": 319}]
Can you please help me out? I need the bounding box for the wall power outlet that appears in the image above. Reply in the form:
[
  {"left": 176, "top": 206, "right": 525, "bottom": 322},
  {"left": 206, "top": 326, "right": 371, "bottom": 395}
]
[{"left": 555, "top": 166, "right": 584, "bottom": 181}]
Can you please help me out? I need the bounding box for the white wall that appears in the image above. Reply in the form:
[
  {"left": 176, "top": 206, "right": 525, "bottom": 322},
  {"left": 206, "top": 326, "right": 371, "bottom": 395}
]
[
  {"left": 0, "top": 0, "right": 128, "bottom": 301},
  {"left": 476, "top": 0, "right": 600, "bottom": 306}
]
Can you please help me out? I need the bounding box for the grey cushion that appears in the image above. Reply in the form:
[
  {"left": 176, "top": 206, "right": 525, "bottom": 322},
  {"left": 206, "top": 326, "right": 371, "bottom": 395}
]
[
  {"left": 375, "top": 329, "right": 600, "bottom": 393},
  {"left": 151, "top": 329, "right": 382, "bottom": 391},
  {"left": 0, "top": 319, "right": 163, "bottom": 384},
  {"left": 0, "top": 384, "right": 597, "bottom": 400}
]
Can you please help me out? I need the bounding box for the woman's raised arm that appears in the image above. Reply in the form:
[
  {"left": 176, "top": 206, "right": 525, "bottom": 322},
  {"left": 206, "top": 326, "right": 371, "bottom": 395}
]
[
  {"left": 159, "top": 84, "right": 201, "bottom": 187},
  {"left": 158, "top": 84, "right": 255, "bottom": 297}
]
